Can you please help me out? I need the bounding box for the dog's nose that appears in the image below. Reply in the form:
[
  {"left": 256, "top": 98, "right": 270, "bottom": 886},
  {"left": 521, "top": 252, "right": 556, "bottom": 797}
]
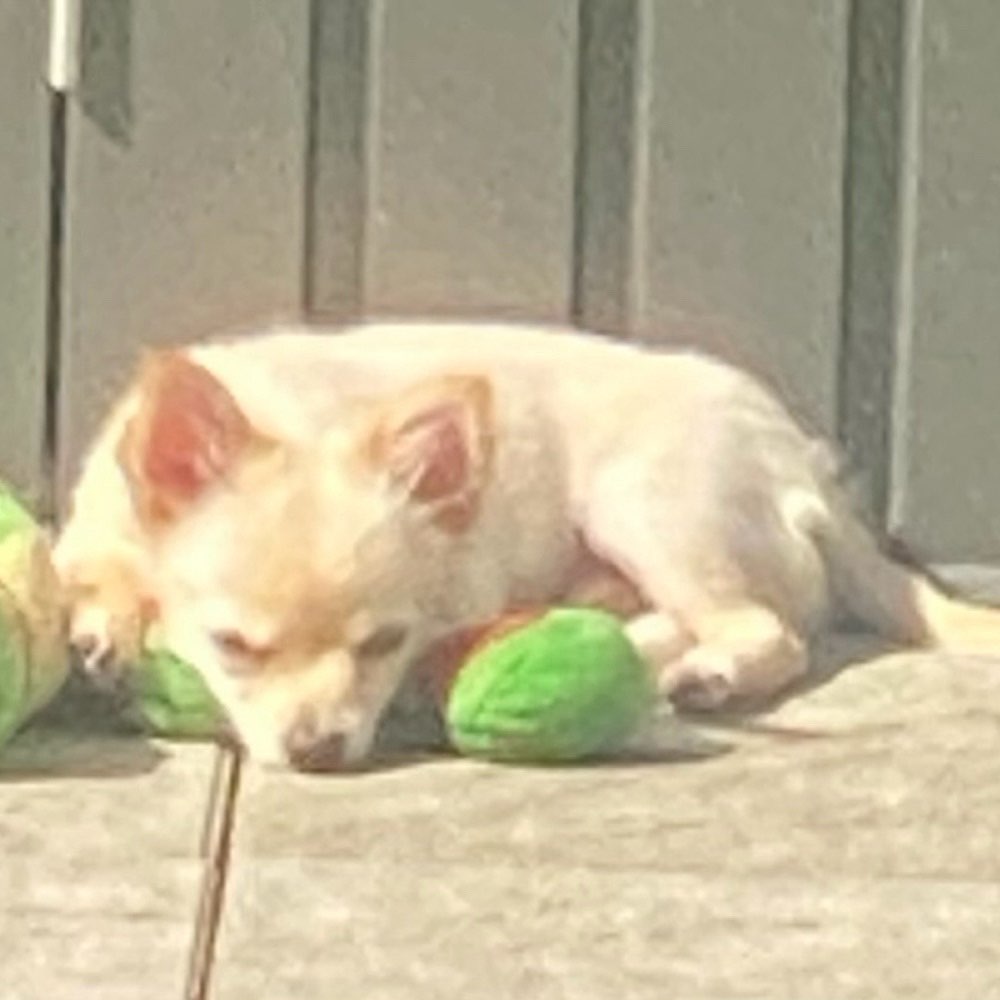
[{"left": 284, "top": 717, "right": 347, "bottom": 773}]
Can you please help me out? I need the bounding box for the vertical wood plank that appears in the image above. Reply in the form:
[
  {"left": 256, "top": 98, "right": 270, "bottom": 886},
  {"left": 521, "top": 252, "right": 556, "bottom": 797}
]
[
  {"left": 889, "top": 0, "right": 1000, "bottom": 562},
  {"left": 633, "top": 0, "right": 849, "bottom": 433},
  {"left": 304, "top": 0, "right": 370, "bottom": 321},
  {"left": 0, "top": 3, "right": 49, "bottom": 505},
  {"left": 58, "top": 0, "right": 310, "bottom": 502},
  {"left": 571, "top": 0, "right": 641, "bottom": 335},
  {"left": 362, "top": 0, "right": 577, "bottom": 321},
  {"left": 838, "top": 0, "right": 909, "bottom": 525}
]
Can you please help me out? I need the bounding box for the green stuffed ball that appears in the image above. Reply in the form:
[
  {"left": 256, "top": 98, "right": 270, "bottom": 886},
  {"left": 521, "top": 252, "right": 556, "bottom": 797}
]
[
  {"left": 445, "top": 608, "right": 654, "bottom": 763},
  {"left": 130, "top": 629, "right": 226, "bottom": 739}
]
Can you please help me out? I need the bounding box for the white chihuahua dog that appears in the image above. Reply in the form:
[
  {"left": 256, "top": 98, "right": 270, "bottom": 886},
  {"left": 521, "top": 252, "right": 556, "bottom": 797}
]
[{"left": 54, "top": 322, "right": 1000, "bottom": 768}]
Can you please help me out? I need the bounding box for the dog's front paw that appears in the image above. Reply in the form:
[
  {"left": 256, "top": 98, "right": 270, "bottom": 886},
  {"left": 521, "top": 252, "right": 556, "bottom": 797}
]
[
  {"left": 71, "top": 631, "right": 115, "bottom": 676},
  {"left": 63, "top": 580, "right": 154, "bottom": 694},
  {"left": 67, "top": 602, "right": 132, "bottom": 691},
  {"left": 54, "top": 546, "right": 154, "bottom": 689}
]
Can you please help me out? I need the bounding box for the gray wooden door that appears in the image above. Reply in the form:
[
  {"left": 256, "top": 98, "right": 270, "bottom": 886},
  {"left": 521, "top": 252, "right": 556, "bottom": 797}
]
[{"left": 1, "top": 0, "right": 999, "bottom": 561}]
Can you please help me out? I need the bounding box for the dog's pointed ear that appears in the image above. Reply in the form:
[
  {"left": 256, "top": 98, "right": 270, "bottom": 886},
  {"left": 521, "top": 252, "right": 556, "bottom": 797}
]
[
  {"left": 364, "top": 375, "right": 494, "bottom": 532},
  {"left": 117, "top": 351, "right": 265, "bottom": 526}
]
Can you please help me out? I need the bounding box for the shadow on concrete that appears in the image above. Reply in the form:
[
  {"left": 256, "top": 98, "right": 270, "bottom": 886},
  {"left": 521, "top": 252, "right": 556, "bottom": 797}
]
[
  {"left": 675, "top": 629, "right": 897, "bottom": 742},
  {"left": 0, "top": 672, "right": 173, "bottom": 781},
  {"left": 0, "top": 726, "right": 169, "bottom": 781}
]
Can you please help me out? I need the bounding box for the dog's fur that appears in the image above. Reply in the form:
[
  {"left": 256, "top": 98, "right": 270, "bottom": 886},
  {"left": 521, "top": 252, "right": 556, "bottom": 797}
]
[{"left": 54, "top": 321, "right": 1000, "bottom": 768}]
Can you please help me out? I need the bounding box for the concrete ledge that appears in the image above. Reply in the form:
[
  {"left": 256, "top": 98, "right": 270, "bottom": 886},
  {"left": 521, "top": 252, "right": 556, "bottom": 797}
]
[
  {"left": 211, "top": 636, "right": 1000, "bottom": 998},
  {"left": 0, "top": 728, "right": 217, "bottom": 999}
]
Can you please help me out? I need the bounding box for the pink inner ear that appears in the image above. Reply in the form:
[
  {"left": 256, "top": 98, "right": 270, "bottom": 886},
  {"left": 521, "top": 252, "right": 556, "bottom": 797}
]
[
  {"left": 127, "top": 355, "right": 253, "bottom": 522},
  {"left": 368, "top": 374, "right": 493, "bottom": 533},
  {"left": 391, "top": 404, "right": 470, "bottom": 504}
]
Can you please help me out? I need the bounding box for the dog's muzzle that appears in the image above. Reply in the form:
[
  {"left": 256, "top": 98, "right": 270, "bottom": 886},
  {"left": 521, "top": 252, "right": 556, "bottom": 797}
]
[{"left": 283, "top": 712, "right": 348, "bottom": 772}]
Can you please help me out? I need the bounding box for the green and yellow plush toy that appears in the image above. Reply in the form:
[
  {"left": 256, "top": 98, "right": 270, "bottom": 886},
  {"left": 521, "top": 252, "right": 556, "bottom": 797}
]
[{"left": 0, "top": 485, "right": 70, "bottom": 745}]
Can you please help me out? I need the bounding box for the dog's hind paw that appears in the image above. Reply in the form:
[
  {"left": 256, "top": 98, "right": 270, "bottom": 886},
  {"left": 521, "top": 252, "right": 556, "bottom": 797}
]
[{"left": 663, "top": 648, "right": 739, "bottom": 710}]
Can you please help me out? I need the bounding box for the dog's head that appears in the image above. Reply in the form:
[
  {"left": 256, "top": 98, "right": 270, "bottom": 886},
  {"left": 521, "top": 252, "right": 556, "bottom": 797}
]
[{"left": 119, "top": 352, "right": 493, "bottom": 769}]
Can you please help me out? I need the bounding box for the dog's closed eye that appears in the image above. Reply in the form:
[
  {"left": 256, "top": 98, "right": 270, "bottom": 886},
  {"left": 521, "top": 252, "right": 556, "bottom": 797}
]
[
  {"left": 210, "top": 629, "right": 275, "bottom": 670},
  {"left": 354, "top": 623, "right": 410, "bottom": 661}
]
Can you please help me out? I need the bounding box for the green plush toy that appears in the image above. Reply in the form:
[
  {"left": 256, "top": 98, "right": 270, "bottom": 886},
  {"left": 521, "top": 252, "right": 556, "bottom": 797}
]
[
  {"left": 0, "top": 484, "right": 70, "bottom": 745},
  {"left": 427, "top": 608, "right": 655, "bottom": 763},
  {"left": 128, "top": 626, "right": 227, "bottom": 738}
]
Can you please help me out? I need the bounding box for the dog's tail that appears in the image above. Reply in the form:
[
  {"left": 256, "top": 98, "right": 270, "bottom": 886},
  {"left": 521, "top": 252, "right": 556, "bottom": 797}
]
[{"left": 817, "top": 503, "right": 1000, "bottom": 655}]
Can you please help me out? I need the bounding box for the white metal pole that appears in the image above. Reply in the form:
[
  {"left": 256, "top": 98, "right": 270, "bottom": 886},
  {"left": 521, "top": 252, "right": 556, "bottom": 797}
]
[{"left": 47, "top": 0, "right": 82, "bottom": 92}]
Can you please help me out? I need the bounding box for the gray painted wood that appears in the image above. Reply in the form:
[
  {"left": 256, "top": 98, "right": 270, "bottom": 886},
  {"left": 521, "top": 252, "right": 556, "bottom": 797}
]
[
  {"left": 0, "top": 3, "right": 49, "bottom": 507},
  {"left": 304, "top": 0, "right": 369, "bottom": 321},
  {"left": 632, "top": 0, "right": 849, "bottom": 434},
  {"left": 888, "top": 0, "right": 1000, "bottom": 562},
  {"left": 838, "top": 0, "right": 909, "bottom": 526},
  {"left": 57, "top": 0, "right": 310, "bottom": 504},
  {"left": 362, "top": 0, "right": 577, "bottom": 321},
  {"left": 571, "top": 0, "right": 641, "bottom": 335}
]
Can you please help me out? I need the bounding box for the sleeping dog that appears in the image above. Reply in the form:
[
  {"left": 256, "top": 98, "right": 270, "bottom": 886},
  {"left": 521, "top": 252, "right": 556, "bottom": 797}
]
[{"left": 54, "top": 322, "right": 1000, "bottom": 768}]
